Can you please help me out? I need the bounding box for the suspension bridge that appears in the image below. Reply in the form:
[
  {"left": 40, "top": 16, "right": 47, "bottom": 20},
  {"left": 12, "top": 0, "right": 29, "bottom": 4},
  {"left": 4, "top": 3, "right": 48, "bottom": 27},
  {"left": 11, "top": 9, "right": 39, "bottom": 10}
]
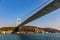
[{"left": 12, "top": 0, "right": 60, "bottom": 34}]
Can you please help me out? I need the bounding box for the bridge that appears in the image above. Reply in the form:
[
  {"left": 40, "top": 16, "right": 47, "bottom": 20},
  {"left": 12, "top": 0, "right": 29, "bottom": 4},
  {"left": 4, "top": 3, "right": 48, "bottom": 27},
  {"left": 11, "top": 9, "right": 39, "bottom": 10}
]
[{"left": 12, "top": 0, "right": 60, "bottom": 34}]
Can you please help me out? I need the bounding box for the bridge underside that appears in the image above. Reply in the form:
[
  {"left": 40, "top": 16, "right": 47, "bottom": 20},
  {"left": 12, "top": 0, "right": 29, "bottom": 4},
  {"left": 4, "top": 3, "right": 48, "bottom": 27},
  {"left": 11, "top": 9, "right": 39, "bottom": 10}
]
[{"left": 12, "top": 0, "right": 60, "bottom": 34}]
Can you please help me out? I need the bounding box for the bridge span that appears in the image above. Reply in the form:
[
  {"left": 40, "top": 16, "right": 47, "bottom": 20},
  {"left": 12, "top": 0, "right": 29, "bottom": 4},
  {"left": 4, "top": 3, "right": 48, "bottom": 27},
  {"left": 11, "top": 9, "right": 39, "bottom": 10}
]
[{"left": 12, "top": 0, "right": 60, "bottom": 34}]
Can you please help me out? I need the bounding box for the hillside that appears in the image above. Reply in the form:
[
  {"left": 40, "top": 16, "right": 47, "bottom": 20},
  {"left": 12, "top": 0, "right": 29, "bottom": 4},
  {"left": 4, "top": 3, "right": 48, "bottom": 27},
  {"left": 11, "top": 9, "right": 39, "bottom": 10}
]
[{"left": 0, "top": 26, "right": 60, "bottom": 34}]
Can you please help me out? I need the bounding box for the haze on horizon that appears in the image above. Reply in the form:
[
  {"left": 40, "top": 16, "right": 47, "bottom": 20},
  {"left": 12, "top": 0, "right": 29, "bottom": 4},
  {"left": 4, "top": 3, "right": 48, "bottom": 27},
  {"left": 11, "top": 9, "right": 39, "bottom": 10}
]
[{"left": 0, "top": 0, "right": 60, "bottom": 30}]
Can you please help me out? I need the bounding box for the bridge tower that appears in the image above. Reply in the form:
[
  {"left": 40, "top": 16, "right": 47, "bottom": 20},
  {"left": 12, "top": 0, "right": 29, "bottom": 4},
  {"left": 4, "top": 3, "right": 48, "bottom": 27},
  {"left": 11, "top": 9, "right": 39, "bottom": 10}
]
[{"left": 16, "top": 18, "right": 21, "bottom": 26}]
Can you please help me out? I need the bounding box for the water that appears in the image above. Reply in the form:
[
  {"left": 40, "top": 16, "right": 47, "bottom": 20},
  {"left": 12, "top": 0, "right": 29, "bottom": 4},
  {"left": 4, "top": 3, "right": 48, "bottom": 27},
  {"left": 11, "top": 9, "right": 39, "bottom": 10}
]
[{"left": 0, "top": 33, "right": 60, "bottom": 40}]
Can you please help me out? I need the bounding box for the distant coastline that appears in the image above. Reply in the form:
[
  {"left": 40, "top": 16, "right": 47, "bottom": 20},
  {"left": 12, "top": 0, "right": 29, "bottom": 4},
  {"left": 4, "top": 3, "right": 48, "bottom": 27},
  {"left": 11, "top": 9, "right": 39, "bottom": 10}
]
[{"left": 0, "top": 26, "right": 60, "bottom": 34}]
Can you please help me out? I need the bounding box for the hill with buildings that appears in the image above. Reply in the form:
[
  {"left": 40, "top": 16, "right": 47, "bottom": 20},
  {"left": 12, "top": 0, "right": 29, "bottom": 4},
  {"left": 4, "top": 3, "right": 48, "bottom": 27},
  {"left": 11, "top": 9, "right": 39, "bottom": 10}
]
[{"left": 0, "top": 26, "right": 60, "bottom": 34}]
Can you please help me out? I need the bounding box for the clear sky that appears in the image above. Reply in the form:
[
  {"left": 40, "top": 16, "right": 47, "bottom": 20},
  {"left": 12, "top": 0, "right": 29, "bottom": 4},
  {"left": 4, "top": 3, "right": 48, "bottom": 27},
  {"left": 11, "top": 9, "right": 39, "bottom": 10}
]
[{"left": 0, "top": 0, "right": 60, "bottom": 30}]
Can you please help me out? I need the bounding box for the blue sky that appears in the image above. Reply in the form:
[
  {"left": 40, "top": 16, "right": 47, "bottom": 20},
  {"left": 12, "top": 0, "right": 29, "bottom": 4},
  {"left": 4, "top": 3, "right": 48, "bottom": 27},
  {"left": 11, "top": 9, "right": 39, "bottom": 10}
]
[{"left": 0, "top": 0, "right": 60, "bottom": 30}]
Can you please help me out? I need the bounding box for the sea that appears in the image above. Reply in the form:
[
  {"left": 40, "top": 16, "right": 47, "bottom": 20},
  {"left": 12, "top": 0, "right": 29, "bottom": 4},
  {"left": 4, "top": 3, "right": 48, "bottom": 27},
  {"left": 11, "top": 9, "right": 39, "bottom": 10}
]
[{"left": 0, "top": 33, "right": 60, "bottom": 40}]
